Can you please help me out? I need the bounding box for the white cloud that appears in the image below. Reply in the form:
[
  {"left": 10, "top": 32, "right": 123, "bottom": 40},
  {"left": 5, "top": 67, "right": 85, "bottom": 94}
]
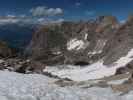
[
  {"left": 37, "top": 18, "right": 64, "bottom": 25},
  {"left": 37, "top": 18, "right": 45, "bottom": 22},
  {"left": 0, "top": 9, "right": 64, "bottom": 25},
  {"left": 19, "top": 15, "right": 26, "bottom": 18},
  {"left": 85, "top": 10, "right": 96, "bottom": 16},
  {"left": 56, "top": 18, "right": 64, "bottom": 22},
  {"left": 30, "top": 6, "right": 63, "bottom": 17},
  {"left": 0, "top": 18, "right": 19, "bottom": 25},
  {"left": 0, "top": 15, "right": 32, "bottom": 25},
  {"left": 0, "top": 6, "right": 64, "bottom": 25},
  {"left": 75, "top": 2, "right": 81, "bottom": 6},
  {"left": 7, "top": 15, "right": 16, "bottom": 18},
  {"left": 120, "top": 20, "right": 126, "bottom": 24}
]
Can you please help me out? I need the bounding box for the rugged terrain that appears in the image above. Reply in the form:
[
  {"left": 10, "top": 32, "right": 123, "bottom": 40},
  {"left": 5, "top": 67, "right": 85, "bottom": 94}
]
[
  {"left": 24, "top": 15, "right": 133, "bottom": 80},
  {"left": 28, "top": 16, "right": 120, "bottom": 65},
  {"left": 0, "top": 71, "right": 133, "bottom": 100},
  {"left": 1, "top": 15, "right": 133, "bottom": 99}
]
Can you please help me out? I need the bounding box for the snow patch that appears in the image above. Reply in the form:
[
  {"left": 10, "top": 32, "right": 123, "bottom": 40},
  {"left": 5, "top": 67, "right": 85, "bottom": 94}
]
[
  {"left": 0, "top": 59, "right": 4, "bottom": 64},
  {"left": 107, "top": 78, "right": 129, "bottom": 85},
  {"left": 44, "top": 49, "right": 133, "bottom": 81},
  {"left": 52, "top": 51, "right": 61, "bottom": 55},
  {"left": 84, "top": 34, "right": 88, "bottom": 40},
  {"left": 88, "top": 50, "right": 102, "bottom": 55},
  {"left": 0, "top": 71, "right": 57, "bottom": 100},
  {"left": 44, "top": 60, "right": 115, "bottom": 81},
  {"left": 88, "top": 39, "right": 106, "bottom": 55},
  {"left": 0, "top": 71, "right": 133, "bottom": 100},
  {"left": 67, "top": 38, "right": 88, "bottom": 51},
  {"left": 114, "top": 48, "right": 133, "bottom": 67}
]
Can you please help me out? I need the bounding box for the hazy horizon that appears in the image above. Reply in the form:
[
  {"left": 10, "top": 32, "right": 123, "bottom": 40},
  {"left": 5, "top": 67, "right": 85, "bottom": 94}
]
[{"left": 0, "top": 0, "right": 132, "bottom": 22}]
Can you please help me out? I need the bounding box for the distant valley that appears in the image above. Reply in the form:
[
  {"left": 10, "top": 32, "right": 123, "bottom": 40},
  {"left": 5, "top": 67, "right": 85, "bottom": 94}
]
[{"left": 0, "top": 23, "right": 34, "bottom": 50}]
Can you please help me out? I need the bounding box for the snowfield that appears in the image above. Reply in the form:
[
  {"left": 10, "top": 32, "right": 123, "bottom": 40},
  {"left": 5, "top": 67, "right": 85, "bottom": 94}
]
[
  {"left": 67, "top": 38, "right": 89, "bottom": 51},
  {"left": 44, "top": 49, "right": 133, "bottom": 81},
  {"left": 0, "top": 49, "right": 133, "bottom": 100},
  {"left": 0, "top": 71, "right": 133, "bottom": 100},
  {"left": 0, "top": 71, "right": 57, "bottom": 100}
]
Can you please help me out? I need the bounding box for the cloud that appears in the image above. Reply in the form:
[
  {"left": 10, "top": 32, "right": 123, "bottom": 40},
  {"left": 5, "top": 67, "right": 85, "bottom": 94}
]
[
  {"left": 75, "top": 2, "right": 81, "bottom": 6},
  {"left": 85, "top": 10, "right": 96, "bottom": 16},
  {"left": 120, "top": 20, "right": 126, "bottom": 24},
  {"left": 19, "top": 15, "right": 26, "bottom": 18},
  {"left": 37, "top": 18, "right": 64, "bottom": 25},
  {"left": 30, "top": 6, "right": 63, "bottom": 17},
  {"left": 7, "top": 15, "right": 16, "bottom": 18},
  {"left": 0, "top": 6, "right": 64, "bottom": 25},
  {"left": 0, "top": 15, "right": 64, "bottom": 25},
  {"left": 54, "top": 18, "right": 64, "bottom": 23},
  {"left": 37, "top": 18, "right": 45, "bottom": 22},
  {"left": 0, "top": 17, "right": 19, "bottom": 25},
  {"left": 0, "top": 15, "right": 32, "bottom": 25}
]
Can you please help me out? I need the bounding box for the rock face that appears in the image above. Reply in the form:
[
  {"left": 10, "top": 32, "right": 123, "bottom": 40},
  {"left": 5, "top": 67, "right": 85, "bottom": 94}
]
[
  {"left": 27, "top": 16, "right": 120, "bottom": 65},
  {"left": 27, "top": 15, "right": 133, "bottom": 66},
  {"left": 0, "top": 40, "right": 15, "bottom": 58},
  {"left": 103, "top": 16, "right": 133, "bottom": 65}
]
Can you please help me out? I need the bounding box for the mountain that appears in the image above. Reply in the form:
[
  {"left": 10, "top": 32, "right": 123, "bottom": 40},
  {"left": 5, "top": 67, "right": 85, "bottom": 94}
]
[
  {"left": 0, "top": 23, "right": 34, "bottom": 50},
  {"left": 28, "top": 16, "right": 119, "bottom": 65},
  {"left": 26, "top": 15, "right": 133, "bottom": 81},
  {"left": 1, "top": 15, "right": 133, "bottom": 81}
]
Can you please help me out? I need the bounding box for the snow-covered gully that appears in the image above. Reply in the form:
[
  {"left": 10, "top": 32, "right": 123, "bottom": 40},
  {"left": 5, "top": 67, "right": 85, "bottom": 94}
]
[{"left": 44, "top": 49, "right": 133, "bottom": 81}]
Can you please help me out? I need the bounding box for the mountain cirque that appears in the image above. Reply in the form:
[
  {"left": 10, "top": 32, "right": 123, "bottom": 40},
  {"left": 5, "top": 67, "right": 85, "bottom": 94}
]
[
  {"left": 28, "top": 15, "right": 120, "bottom": 66},
  {"left": 1, "top": 15, "right": 133, "bottom": 81},
  {"left": 22, "top": 15, "right": 133, "bottom": 81},
  {"left": 1, "top": 16, "right": 133, "bottom": 99}
]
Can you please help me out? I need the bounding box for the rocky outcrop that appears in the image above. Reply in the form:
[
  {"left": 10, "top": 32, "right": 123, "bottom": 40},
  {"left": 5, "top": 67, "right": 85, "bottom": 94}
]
[
  {"left": 0, "top": 40, "right": 15, "bottom": 58},
  {"left": 27, "top": 16, "right": 121, "bottom": 66},
  {"left": 115, "top": 60, "right": 133, "bottom": 75},
  {"left": 103, "top": 15, "right": 133, "bottom": 65},
  {"left": 0, "top": 58, "right": 46, "bottom": 74},
  {"left": 28, "top": 15, "right": 133, "bottom": 67}
]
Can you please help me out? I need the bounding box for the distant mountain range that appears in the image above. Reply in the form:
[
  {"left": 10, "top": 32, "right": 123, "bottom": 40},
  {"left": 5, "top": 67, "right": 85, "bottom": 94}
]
[
  {"left": 0, "top": 17, "right": 64, "bottom": 50},
  {"left": 0, "top": 23, "right": 35, "bottom": 50}
]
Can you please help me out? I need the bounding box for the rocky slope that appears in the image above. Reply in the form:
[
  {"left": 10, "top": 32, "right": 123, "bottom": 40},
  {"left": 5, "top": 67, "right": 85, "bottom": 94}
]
[
  {"left": 22, "top": 15, "right": 133, "bottom": 81},
  {"left": 0, "top": 15, "right": 128, "bottom": 81},
  {"left": 1, "top": 16, "right": 133, "bottom": 99},
  {"left": 28, "top": 16, "right": 120, "bottom": 66}
]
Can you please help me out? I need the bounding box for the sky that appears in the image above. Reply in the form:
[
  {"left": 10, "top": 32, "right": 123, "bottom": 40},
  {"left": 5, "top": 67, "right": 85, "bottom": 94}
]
[{"left": 0, "top": 0, "right": 133, "bottom": 21}]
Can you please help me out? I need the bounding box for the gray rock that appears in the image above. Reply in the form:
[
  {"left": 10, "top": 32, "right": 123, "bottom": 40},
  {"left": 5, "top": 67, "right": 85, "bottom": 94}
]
[{"left": 27, "top": 16, "right": 122, "bottom": 66}]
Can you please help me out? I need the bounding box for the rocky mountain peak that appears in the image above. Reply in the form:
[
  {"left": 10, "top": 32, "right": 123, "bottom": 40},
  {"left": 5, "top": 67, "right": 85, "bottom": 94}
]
[
  {"left": 95, "top": 15, "right": 119, "bottom": 33},
  {"left": 127, "top": 15, "right": 133, "bottom": 22}
]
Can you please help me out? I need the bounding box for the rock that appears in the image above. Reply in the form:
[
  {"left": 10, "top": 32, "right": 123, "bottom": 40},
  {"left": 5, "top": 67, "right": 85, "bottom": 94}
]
[
  {"left": 14, "top": 59, "right": 46, "bottom": 74},
  {"left": 115, "top": 67, "right": 128, "bottom": 75},
  {"left": 103, "top": 15, "right": 133, "bottom": 65},
  {"left": 95, "top": 16, "right": 119, "bottom": 33},
  {"left": 26, "top": 61, "right": 46, "bottom": 74},
  {"left": 0, "top": 40, "right": 14, "bottom": 58},
  {"left": 0, "top": 57, "right": 46, "bottom": 74},
  {"left": 115, "top": 60, "right": 133, "bottom": 75},
  {"left": 27, "top": 16, "right": 121, "bottom": 66},
  {"left": 0, "top": 59, "right": 4, "bottom": 64}
]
